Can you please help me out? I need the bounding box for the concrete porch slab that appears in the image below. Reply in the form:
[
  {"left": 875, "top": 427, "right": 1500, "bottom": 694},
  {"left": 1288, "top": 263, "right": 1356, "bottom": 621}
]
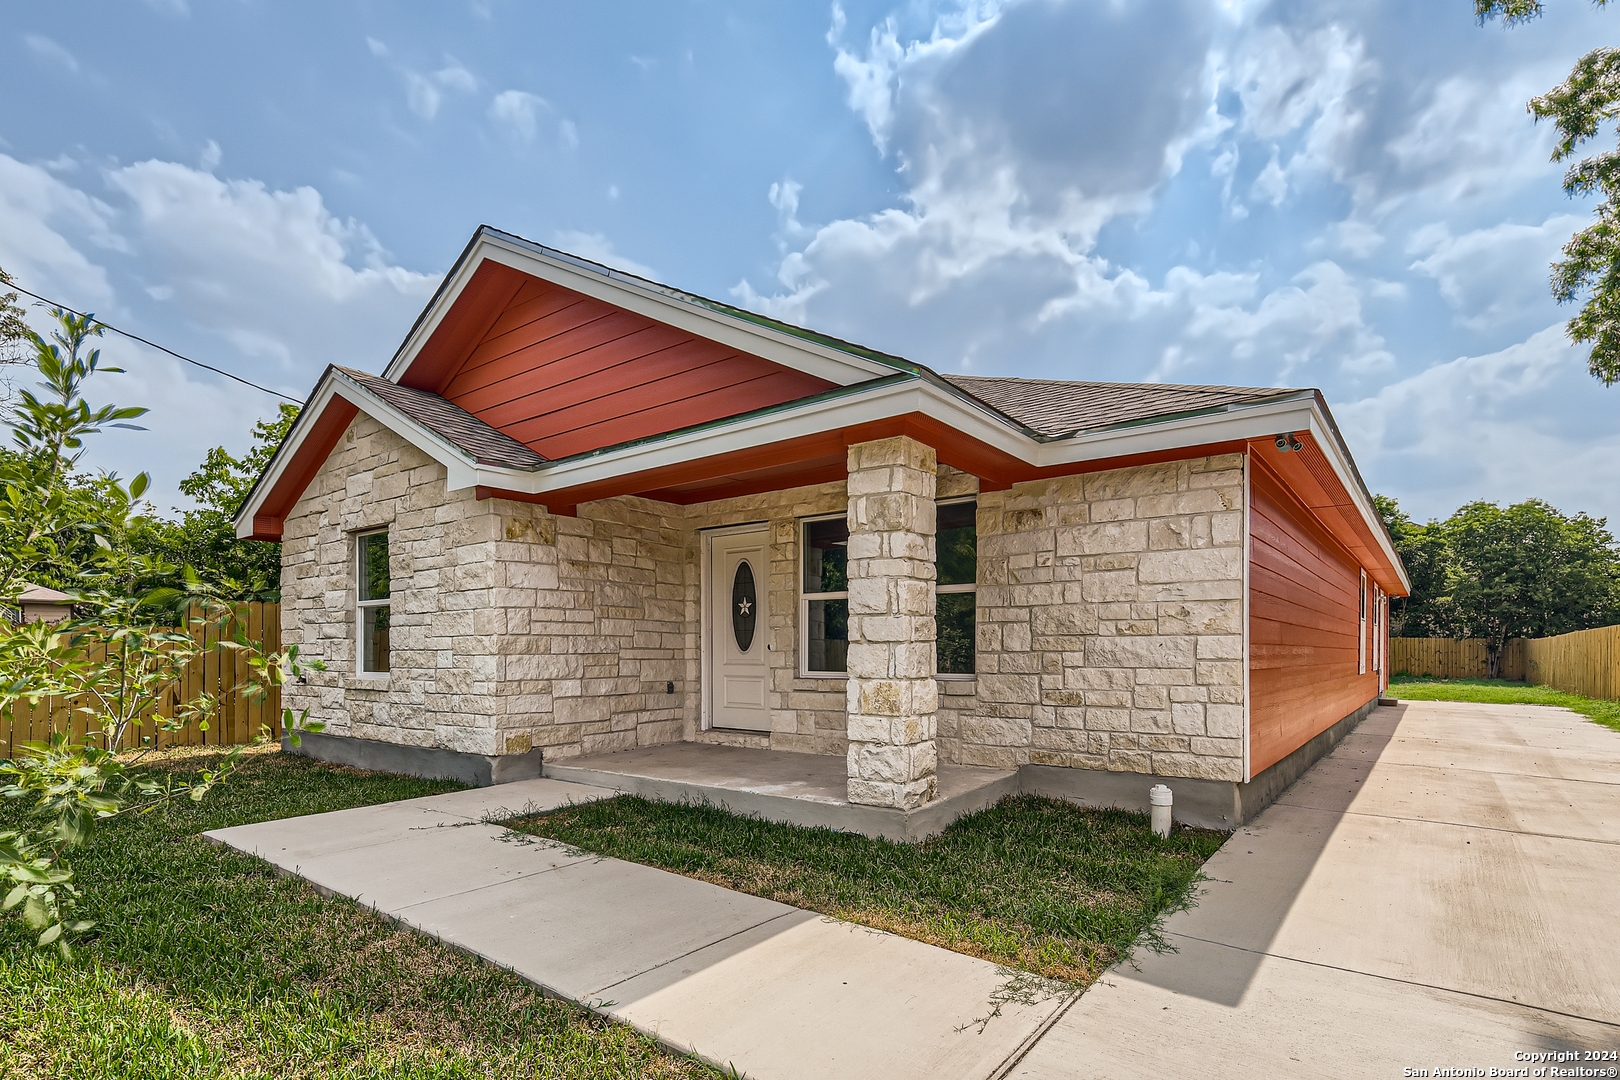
[{"left": 542, "top": 742, "right": 1020, "bottom": 841}]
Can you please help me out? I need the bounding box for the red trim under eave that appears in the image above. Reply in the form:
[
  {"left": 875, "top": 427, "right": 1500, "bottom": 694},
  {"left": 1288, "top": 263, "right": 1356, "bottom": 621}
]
[
  {"left": 244, "top": 398, "right": 359, "bottom": 541},
  {"left": 472, "top": 415, "right": 1251, "bottom": 517}
]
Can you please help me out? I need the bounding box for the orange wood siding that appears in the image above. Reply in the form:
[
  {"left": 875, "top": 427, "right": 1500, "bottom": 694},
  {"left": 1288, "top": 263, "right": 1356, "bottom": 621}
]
[
  {"left": 1249, "top": 455, "right": 1379, "bottom": 775},
  {"left": 429, "top": 276, "right": 836, "bottom": 460}
]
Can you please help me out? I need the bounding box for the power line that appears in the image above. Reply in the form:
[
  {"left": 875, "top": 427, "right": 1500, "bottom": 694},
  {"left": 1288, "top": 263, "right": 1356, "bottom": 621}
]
[{"left": 3, "top": 279, "right": 301, "bottom": 403}]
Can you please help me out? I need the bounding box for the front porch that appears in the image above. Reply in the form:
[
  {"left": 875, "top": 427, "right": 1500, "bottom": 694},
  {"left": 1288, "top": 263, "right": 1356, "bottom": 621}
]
[{"left": 542, "top": 742, "right": 1019, "bottom": 841}]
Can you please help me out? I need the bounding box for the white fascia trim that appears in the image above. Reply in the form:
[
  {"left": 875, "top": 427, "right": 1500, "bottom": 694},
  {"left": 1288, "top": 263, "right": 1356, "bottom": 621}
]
[
  {"left": 381, "top": 232, "right": 897, "bottom": 389},
  {"left": 233, "top": 371, "right": 480, "bottom": 539}
]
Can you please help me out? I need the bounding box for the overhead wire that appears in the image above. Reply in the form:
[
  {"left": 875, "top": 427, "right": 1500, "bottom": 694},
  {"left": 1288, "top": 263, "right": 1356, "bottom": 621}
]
[{"left": 3, "top": 278, "right": 301, "bottom": 403}]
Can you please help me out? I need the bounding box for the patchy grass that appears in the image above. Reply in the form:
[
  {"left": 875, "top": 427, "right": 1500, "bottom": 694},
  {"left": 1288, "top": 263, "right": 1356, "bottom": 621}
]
[
  {"left": 509, "top": 793, "right": 1226, "bottom": 986},
  {"left": 1390, "top": 675, "right": 1620, "bottom": 733},
  {"left": 0, "top": 745, "right": 716, "bottom": 1080}
]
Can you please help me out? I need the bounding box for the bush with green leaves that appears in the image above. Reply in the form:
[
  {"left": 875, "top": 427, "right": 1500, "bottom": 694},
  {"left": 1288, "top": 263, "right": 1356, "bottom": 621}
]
[{"left": 0, "top": 307, "right": 321, "bottom": 956}]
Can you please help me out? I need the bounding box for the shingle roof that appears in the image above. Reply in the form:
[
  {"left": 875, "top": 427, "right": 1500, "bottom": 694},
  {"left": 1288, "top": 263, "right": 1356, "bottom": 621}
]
[
  {"left": 941, "top": 375, "right": 1298, "bottom": 438},
  {"left": 335, "top": 366, "right": 548, "bottom": 468}
]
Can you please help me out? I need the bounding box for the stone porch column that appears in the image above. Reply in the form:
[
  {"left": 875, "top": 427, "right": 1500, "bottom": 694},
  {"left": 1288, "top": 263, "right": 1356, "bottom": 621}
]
[{"left": 845, "top": 436, "right": 938, "bottom": 809}]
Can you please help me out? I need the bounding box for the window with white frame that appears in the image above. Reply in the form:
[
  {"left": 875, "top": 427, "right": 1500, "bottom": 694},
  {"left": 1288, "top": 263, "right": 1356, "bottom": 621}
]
[
  {"left": 1358, "top": 569, "right": 1368, "bottom": 676},
  {"left": 935, "top": 499, "right": 977, "bottom": 676},
  {"left": 357, "top": 530, "right": 391, "bottom": 675},
  {"left": 798, "top": 499, "right": 977, "bottom": 677},
  {"left": 801, "top": 516, "right": 849, "bottom": 675}
]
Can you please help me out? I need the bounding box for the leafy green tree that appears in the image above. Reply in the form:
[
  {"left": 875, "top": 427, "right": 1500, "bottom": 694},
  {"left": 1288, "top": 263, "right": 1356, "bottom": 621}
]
[
  {"left": 1477, "top": 1, "right": 1620, "bottom": 381},
  {"left": 0, "top": 269, "right": 29, "bottom": 369},
  {"left": 0, "top": 308, "right": 321, "bottom": 956},
  {"left": 133, "top": 404, "right": 298, "bottom": 601},
  {"left": 1374, "top": 495, "right": 1454, "bottom": 637},
  {"left": 1443, "top": 498, "right": 1620, "bottom": 674}
]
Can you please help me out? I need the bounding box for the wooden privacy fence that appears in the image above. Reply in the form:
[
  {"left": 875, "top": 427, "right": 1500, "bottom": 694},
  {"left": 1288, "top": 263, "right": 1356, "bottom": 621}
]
[
  {"left": 1393, "top": 625, "right": 1620, "bottom": 698},
  {"left": 1390, "top": 637, "right": 1525, "bottom": 682},
  {"left": 1, "top": 602, "right": 282, "bottom": 758},
  {"left": 1524, "top": 624, "right": 1620, "bottom": 701}
]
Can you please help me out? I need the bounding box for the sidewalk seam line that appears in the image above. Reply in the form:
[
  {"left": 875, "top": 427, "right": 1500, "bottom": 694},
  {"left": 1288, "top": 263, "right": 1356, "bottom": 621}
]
[
  {"left": 586, "top": 910, "right": 800, "bottom": 998},
  {"left": 1164, "top": 932, "right": 1620, "bottom": 1030}
]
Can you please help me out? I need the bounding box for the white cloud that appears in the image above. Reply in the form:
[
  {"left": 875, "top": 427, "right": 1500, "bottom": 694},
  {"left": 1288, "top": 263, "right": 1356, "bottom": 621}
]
[
  {"left": 552, "top": 231, "right": 657, "bottom": 280},
  {"left": 0, "top": 153, "right": 439, "bottom": 506},
  {"left": 1407, "top": 214, "right": 1583, "bottom": 329},
  {"left": 199, "top": 139, "right": 222, "bottom": 171},
  {"left": 490, "top": 90, "right": 575, "bottom": 147},
  {"left": 433, "top": 62, "right": 477, "bottom": 94},
  {"left": 405, "top": 71, "right": 441, "bottom": 119},
  {"left": 1339, "top": 325, "right": 1618, "bottom": 521},
  {"left": 24, "top": 34, "right": 79, "bottom": 75},
  {"left": 366, "top": 37, "right": 389, "bottom": 58}
]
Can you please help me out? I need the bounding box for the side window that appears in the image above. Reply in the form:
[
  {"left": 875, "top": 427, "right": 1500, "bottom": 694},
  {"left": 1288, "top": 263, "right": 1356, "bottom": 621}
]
[
  {"left": 1358, "top": 569, "right": 1368, "bottom": 676},
  {"left": 801, "top": 517, "right": 849, "bottom": 675},
  {"left": 357, "top": 530, "right": 391, "bottom": 675},
  {"left": 936, "top": 500, "right": 977, "bottom": 676}
]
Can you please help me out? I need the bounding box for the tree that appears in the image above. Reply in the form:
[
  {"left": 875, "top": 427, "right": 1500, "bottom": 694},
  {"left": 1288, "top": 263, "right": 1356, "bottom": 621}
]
[
  {"left": 1476, "top": 1, "right": 1620, "bottom": 382},
  {"left": 1443, "top": 498, "right": 1620, "bottom": 674},
  {"left": 132, "top": 403, "right": 298, "bottom": 601},
  {"left": 0, "top": 308, "right": 321, "bottom": 956},
  {"left": 0, "top": 269, "right": 29, "bottom": 369},
  {"left": 1374, "top": 495, "right": 1454, "bottom": 637}
]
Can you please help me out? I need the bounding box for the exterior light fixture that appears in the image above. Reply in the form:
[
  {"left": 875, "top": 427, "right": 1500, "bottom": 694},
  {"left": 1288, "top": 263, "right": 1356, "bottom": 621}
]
[{"left": 1274, "top": 432, "right": 1304, "bottom": 453}]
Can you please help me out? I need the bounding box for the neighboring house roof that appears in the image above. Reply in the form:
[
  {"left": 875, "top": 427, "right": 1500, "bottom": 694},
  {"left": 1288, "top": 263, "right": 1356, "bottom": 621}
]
[
  {"left": 942, "top": 375, "right": 1295, "bottom": 439},
  {"left": 234, "top": 225, "right": 1409, "bottom": 594},
  {"left": 18, "top": 583, "right": 71, "bottom": 604},
  {"left": 335, "top": 367, "right": 547, "bottom": 468}
]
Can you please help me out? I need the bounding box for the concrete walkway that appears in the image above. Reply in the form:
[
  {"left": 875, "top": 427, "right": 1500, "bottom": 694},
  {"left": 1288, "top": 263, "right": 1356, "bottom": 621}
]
[
  {"left": 207, "top": 700, "right": 1620, "bottom": 1078},
  {"left": 1010, "top": 700, "right": 1620, "bottom": 1078},
  {"left": 205, "top": 777, "right": 1069, "bottom": 1080}
]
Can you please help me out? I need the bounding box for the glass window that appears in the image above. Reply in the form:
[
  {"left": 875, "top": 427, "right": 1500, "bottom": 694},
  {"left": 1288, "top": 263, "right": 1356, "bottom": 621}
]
[
  {"left": 801, "top": 517, "right": 849, "bottom": 674},
  {"left": 936, "top": 500, "right": 977, "bottom": 676},
  {"left": 357, "top": 531, "right": 390, "bottom": 674}
]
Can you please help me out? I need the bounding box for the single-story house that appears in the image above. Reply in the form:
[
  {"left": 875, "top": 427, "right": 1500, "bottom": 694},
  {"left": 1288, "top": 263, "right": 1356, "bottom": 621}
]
[
  {"left": 235, "top": 226, "right": 1409, "bottom": 835},
  {"left": 10, "top": 583, "right": 73, "bottom": 624}
]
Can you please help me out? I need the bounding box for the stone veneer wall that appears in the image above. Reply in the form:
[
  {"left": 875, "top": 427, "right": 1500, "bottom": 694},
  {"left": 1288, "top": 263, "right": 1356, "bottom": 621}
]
[
  {"left": 282, "top": 412, "right": 1244, "bottom": 781},
  {"left": 955, "top": 453, "right": 1247, "bottom": 782}
]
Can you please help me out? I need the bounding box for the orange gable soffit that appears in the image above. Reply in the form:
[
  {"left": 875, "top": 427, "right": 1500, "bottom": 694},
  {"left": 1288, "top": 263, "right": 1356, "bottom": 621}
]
[
  {"left": 397, "top": 259, "right": 529, "bottom": 394},
  {"left": 1247, "top": 435, "right": 1406, "bottom": 596},
  {"left": 243, "top": 398, "right": 358, "bottom": 541}
]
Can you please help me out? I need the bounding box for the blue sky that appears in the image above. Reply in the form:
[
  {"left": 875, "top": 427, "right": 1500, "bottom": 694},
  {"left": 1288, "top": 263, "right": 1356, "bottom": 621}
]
[{"left": 1, "top": 0, "right": 1614, "bottom": 525}]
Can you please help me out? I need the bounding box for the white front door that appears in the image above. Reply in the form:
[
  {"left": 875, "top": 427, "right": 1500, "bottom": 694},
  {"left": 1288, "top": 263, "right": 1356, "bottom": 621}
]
[{"left": 708, "top": 526, "right": 771, "bottom": 732}]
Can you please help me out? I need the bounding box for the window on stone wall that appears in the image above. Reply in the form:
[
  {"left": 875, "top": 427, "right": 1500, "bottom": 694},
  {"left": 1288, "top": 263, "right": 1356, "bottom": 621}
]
[
  {"left": 357, "top": 529, "right": 391, "bottom": 675},
  {"left": 937, "top": 499, "right": 977, "bottom": 677},
  {"left": 801, "top": 515, "right": 849, "bottom": 675}
]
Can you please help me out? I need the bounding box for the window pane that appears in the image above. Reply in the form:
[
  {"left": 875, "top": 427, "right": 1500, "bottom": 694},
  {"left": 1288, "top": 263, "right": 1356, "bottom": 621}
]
[
  {"left": 937, "top": 591, "right": 976, "bottom": 675},
  {"left": 359, "top": 532, "right": 390, "bottom": 601},
  {"left": 805, "top": 598, "right": 848, "bottom": 673},
  {"left": 937, "top": 501, "right": 977, "bottom": 586},
  {"left": 361, "top": 604, "right": 391, "bottom": 673},
  {"left": 803, "top": 518, "right": 849, "bottom": 594}
]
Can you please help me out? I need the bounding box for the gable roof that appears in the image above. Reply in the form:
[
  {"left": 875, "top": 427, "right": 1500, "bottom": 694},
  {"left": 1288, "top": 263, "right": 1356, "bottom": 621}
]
[
  {"left": 942, "top": 375, "right": 1295, "bottom": 438},
  {"left": 336, "top": 367, "right": 547, "bottom": 468},
  {"left": 234, "top": 226, "right": 1408, "bottom": 594}
]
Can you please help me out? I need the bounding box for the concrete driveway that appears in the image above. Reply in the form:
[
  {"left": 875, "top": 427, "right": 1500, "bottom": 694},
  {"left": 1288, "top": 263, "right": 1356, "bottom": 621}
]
[{"left": 1009, "top": 700, "right": 1620, "bottom": 1079}]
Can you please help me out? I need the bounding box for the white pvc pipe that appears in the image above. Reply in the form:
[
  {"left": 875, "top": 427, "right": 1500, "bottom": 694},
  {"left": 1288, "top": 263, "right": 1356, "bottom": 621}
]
[{"left": 1150, "top": 784, "right": 1173, "bottom": 837}]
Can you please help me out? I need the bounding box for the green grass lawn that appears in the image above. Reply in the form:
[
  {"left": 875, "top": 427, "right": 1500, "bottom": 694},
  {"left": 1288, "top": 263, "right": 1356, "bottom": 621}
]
[
  {"left": 1390, "top": 675, "right": 1620, "bottom": 733},
  {"left": 508, "top": 793, "right": 1226, "bottom": 987},
  {"left": 0, "top": 746, "right": 716, "bottom": 1080}
]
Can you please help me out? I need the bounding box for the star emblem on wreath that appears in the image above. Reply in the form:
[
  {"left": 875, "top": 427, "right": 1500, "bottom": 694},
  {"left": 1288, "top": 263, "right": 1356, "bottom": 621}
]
[{"left": 737, "top": 597, "right": 752, "bottom": 617}]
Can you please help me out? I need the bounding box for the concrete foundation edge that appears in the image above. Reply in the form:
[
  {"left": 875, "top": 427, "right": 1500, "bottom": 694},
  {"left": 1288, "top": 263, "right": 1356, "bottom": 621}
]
[
  {"left": 541, "top": 762, "right": 1023, "bottom": 842},
  {"left": 1020, "top": 695, "right": 1380, "bottom": 829},
  {"left": 283, "top": 730, "right": 543, "bottom": 788}
]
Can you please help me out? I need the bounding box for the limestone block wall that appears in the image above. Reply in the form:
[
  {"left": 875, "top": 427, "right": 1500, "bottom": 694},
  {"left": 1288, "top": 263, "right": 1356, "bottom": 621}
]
[
  {"left": 961, "top": 454, "right": 1247, "bottom": 782},
  {"left": 280, "top": 414, "right": 559, "bottom": 757}
]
